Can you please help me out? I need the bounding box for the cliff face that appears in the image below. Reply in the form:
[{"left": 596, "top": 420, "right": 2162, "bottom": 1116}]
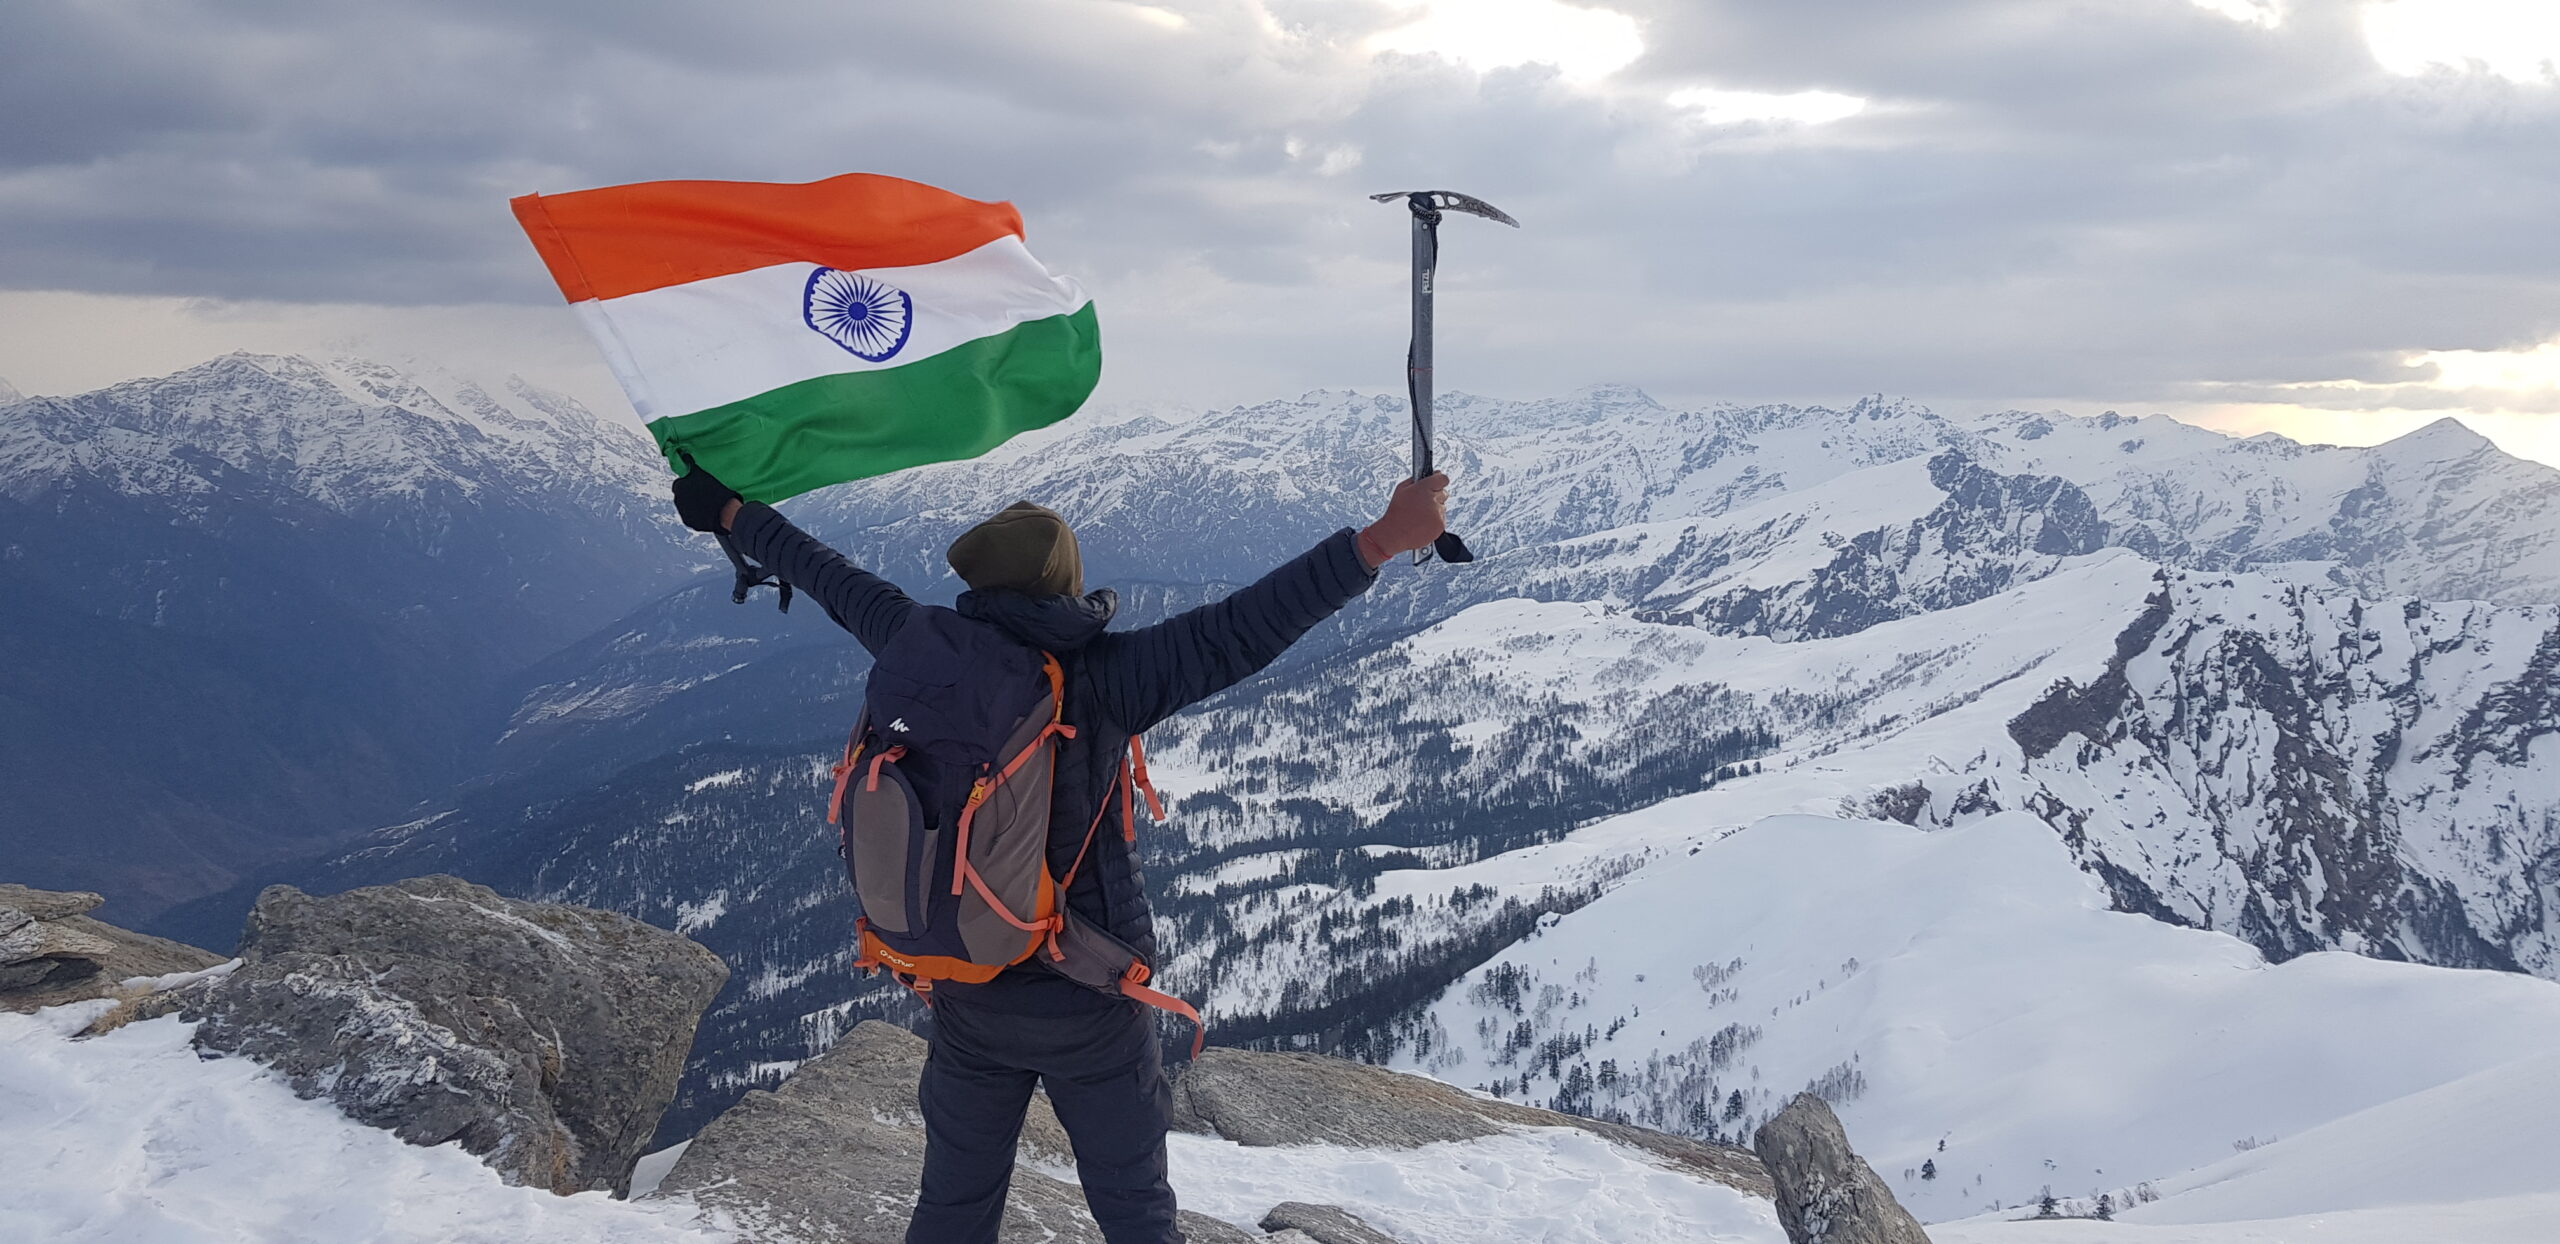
[{"left": 1991, "top": 573, "right": 2560, "bottom": 975}]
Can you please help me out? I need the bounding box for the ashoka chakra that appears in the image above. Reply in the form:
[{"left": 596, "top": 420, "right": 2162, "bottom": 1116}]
[{"left": 802, "top": 268, "right": 915, "bottom": 362}]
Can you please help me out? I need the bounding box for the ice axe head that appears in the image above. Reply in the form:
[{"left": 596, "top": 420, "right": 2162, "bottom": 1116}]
[{"left": 1369, "top": 190, "right": 1520, "bottom": 228}]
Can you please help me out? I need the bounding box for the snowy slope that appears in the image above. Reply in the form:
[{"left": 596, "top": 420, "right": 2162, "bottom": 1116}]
[
  {"left": 1145, "top": 549, "right": 2560, "bottom": 1030},
  {"left": 0, "top": 1000, "right": 1786, "bottom": 1244},
  {"left": 2130, "top": 1051, "right": 2560, "bottom": 1223},
  {"left": 0, "top": 1006, "right": 729, "bottom": 1244},
  {"left": 1386, "top": 813, "right": 2560, "bottom": 1224},
  {"left": 1145, "top": 553, "right": 2163, "bottom": 1023}
]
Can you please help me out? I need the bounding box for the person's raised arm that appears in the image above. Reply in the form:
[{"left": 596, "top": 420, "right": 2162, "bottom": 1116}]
[
  {"left": 1091, "top": 473, "right": 1450, "bottom": 733},
  {"left": 672, "top": 462, "right": 916, "bottom": 655}
]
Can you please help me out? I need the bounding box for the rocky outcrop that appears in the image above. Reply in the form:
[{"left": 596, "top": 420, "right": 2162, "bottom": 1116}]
[
  {"left": 1172, "top": 1045, "right": 1773, "bottom": 1198},
  {"left": 1258, "top": 1201, "right": 1404, "bottom": 1244},
  {"left": 660, "top": 1020, "right": 1256, "bottom": 1243},
  {"left": 0, "top": 884, "right": 225, "bottom": 1012},
  {"left": 152, "top": 875, "right": 726, "bottom": 1196},
  {"left": 1753, "top": 1094, "right": 1931, "bottom": 1244}
]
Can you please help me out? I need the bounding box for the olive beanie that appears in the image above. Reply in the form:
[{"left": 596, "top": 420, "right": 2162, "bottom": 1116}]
[{"left": 945, "top": 501, "right": 1084, "bottom": 597}]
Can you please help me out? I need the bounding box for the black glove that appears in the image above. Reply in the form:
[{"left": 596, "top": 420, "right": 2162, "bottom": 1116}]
[{"left": 672, "top": 452, "right": 742, "bottom": 534}]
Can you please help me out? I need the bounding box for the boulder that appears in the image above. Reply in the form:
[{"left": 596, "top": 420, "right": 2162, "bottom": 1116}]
[
  {"left": 1753, "top": 1093, "right": 1932, "bottom": 1244},
  {"left": 0, "top": 883, "right": 225, "bottom": 1011},
  {"left": 1258, "top": 1201, "right": 1405, "bottom": 1244},
  {"left": 661, "top": 1020, "right": 1256, "bottom": 1244},
  {"left": 1171, "top": 1046, "right": 1772, "bottom": 1198},
  {"left": 157, "top": 875, "right": 726, "bottom": 1196}
]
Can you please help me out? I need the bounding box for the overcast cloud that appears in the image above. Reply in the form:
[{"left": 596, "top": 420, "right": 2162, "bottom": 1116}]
[{"left": 3, "top": 0, "right": 2557, "bottom": 462}]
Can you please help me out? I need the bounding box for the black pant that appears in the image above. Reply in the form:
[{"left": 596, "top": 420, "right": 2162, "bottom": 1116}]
[{"left": 907, "top": 992, "right": 1180, "bottom": 1244}]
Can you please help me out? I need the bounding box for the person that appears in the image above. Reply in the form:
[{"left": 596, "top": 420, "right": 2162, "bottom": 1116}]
[{"left": 670, "top": 462, "right": 1453, "bottom": 1244}]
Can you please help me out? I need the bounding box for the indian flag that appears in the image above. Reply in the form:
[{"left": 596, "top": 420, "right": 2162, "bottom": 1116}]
[{"left": 511, "top": 173, "right": 1100, "bottom": 503}]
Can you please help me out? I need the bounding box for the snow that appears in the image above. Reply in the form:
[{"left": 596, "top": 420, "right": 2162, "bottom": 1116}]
[
  {"left": 0, "top": 1011, "right": 729, "bottom": 1244},
  {"left": 4, "top": 1002, "right": 1780, "bottom": 1244},
  {"left": 1938, "top": 1194, "right": 2560, "bottom": 1244},
  {"left": 2127, "top": 1051, "right": 2560, "bottom": 1224},
  {"left": 674, "top": 889, "right": 730, "bottom": 935},
  {"left": 10, "top": 847, "right": 2557, "bottom": 1243},
  {"left": 629, "top": 1141, "right": 693, "bottom": 1200},
  {"left": 687, "top": 769, "right": 749, "bottom": 794},
  {"left": 1165, "top": 1127, "right": 1785, "bottom": 1244},
  {"left": 1395, "top": 813, "right": 2560, "bottom": 1223}
]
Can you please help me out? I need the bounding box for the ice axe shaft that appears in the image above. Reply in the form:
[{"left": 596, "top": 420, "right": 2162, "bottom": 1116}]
[{"left": 1373, "top": 190, "right": 1517, "bottom": 565}]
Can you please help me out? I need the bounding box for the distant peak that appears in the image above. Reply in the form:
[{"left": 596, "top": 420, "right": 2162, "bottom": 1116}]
[
  {"left": 2380, "top": 416, "right": 2497, "bottom": 459},
  {"left": 1573, "top": 382, "right": 1662, "bottom": 408},
  {"left": 0, "top": 375, "right": 21, "bottom": 405}
]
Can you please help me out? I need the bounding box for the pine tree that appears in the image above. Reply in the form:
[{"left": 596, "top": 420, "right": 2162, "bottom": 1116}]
[{"left": 2095, "top": 1193, "right": 2114, "bottom": 1221}]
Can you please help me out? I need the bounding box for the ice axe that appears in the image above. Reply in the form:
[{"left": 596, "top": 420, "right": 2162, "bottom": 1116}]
[{"left": 1371, "top": 189, "right": 1517, "bottom": 565}]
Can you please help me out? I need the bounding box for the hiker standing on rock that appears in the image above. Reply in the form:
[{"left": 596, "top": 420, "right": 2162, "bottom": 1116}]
[{"left": 670, "top": 464, "right": 1451, "bottom": 1244}]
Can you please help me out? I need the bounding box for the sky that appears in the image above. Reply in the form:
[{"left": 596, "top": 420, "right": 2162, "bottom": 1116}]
[{"left": 2, "top": 0, "right": 2558, "bottom": 466}]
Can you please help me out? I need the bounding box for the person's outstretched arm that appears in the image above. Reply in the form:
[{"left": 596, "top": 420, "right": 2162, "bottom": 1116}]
[
  {"left": 673, "top": 464, "right": 916, "bottom": 656},
  {"left": 1092, "top": 473, "right": 1450, "bottom": 734}
]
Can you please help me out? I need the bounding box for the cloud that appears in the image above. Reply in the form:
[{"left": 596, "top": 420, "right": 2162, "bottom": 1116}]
[{"left": 0, "top": 0, "right": 2556, "bottom": 459}]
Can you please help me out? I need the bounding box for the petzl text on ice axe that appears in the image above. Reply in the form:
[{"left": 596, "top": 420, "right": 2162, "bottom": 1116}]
[{"left": 1370, "top": 189, "right": 1517, "bottom": 565}]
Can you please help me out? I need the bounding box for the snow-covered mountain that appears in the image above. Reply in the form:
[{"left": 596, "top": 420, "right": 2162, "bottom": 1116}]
[
  {"left": 208, "top": 381, "right": 2560, "bottom": 1159},
  {"left": 0, "top": 354, "right": 697, "bottom": 921},
  {"left": 0, "top": 352, "right": 672, "bottom": 534},
  {"left": 1964, "top": 408, "right": 2560, "bottom": 606},
  {"left": 1384, "top": 812, "right": 2560, "bottom": 1225}
]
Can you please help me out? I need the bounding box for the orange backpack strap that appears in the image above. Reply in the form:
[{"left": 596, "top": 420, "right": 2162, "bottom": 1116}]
[
  {"left": 1120, "top": 961, "right": 1205, "bottom": 1058},
  {"left": 1129, "top": 734, "right": 1165, "bottom": 820},
  {"left": 827, "top": 726, "right": 867, "bottom": 826}
]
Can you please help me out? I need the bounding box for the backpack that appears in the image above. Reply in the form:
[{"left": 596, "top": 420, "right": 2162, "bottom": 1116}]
[{"left": 826, "top": 606, "right": 1202, "bottom": 1054}]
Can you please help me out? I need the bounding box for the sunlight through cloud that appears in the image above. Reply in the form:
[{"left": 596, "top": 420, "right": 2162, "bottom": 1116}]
[
  {"left": 1668, "top": 86, "right": 1867, "bottom": 127},
  {"left": 2365, "top": 0, "right": 2560, "bottom": 81},
  {"left": 2190, "top": 0, "right": 2287, "bottom": 29},
  {"left": 1367, "top": 0, "right": 1645, "bottom": 83},
  {"left": 2409, "top": 338, "right": 2560, "bottom": 391},
  {"left": 1116, "top": 3, "right": 1188, "bottom": 30}
]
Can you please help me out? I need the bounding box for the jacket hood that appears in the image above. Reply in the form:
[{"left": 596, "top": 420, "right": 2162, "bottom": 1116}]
[{"left": 956, "top": 587, "right": 1119, "bottom": 652}]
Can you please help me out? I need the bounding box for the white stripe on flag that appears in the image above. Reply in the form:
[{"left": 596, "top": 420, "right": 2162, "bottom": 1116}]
[{"left": 580, "top": 235, "right": 1089, "bottom": 420}]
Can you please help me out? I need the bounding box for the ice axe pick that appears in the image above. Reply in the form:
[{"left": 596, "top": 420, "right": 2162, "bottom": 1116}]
[{"left": 1371, "top": 189, "right": 1518, "bottom": 565}]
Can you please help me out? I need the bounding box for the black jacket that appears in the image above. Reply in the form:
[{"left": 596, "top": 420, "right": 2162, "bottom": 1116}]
[{"left": 730, "top": 503, "right": 1379, "bottom": 1012}]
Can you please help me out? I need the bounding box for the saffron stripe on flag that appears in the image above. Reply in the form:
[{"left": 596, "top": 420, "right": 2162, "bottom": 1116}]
[
  {"left": 572, "top": 237, "right": 1089, "bottom": 420},
  {"left": 642, "top": 303, "right": 1102, "bottom": 504},
  {"left": 512, "top": 173, "right": 1023, "bottom": 302}
]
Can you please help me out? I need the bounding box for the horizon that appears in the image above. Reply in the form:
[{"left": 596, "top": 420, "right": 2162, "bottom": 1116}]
[{"left": 9, "top": 345, "right": 2553, "bottom": 475}]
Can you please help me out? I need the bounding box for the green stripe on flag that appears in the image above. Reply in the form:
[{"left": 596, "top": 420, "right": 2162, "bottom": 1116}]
[{"left": 646, "top": 304, "right": 1101, "bottom": 503}]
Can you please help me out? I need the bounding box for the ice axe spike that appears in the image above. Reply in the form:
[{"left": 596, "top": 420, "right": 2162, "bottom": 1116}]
[{"left": 1371, "top": 190, "right": 1517, "bottom": 565}]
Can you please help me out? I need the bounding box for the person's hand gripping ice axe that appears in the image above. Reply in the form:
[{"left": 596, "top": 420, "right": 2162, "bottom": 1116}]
[{"left": 1358, "top": 472, "right": 1452, "bottom": 570}]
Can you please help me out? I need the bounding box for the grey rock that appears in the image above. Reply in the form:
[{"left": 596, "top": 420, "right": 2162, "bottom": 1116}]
[
  {"left": 0, "top": 918, "right": 115, "bottom": 990},
  {"left": 1171, "top": 1046, "right": 1772, "bottom": 1198},
  {"left": 0, "top": 884, "right": 106, "bottom": 922},
  {"left": 0, "top": 884, "right": 224, "bottom": 1012},
  {"left": 1753, "top": 1094, "right": 1931, "bottom": 1244},
  {"left": 662, "top": 1020, "right": 1256, "bottom": 1244},
  {"left": 1264, "top": 1232, "right": 1322, "bottom": 1244},
  {"left": 1258, "top": 1201, "right": 1404, "bottom": 1244},
  {"left": 163, "top": 875, "right": 726, "bottom": 1196}
]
